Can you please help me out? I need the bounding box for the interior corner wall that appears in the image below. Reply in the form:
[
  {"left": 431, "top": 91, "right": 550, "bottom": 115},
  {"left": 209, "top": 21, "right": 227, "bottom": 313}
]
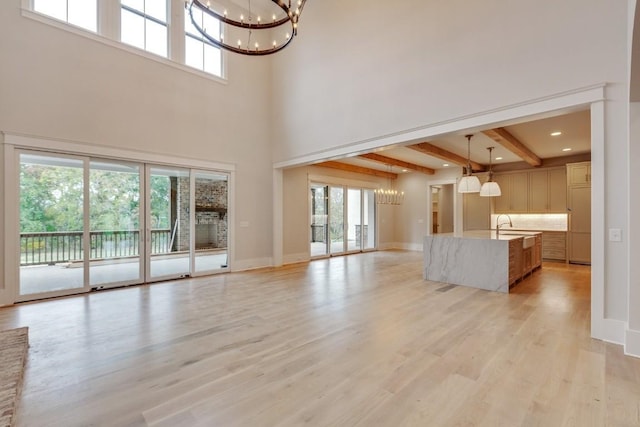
[{"left": 0, "top": 0, "right": 275, "bottom": 279}]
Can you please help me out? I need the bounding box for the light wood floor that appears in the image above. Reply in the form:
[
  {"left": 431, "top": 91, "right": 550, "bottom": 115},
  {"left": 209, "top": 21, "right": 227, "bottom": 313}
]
[{"left": 1, "top": 251, "right": 638, "bottom": 426}]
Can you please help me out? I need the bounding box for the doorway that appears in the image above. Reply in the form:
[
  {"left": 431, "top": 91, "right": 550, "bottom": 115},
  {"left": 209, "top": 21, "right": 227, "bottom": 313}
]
[
  {"left": 310, "top": 182, "right": 376, "bottom": 257},
  {"left": 430, "top": 184, "right": 454, "bottom": 234}
]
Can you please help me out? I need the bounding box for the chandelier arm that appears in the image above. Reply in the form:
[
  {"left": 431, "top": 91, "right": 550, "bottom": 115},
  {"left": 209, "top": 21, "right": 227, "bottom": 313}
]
[
  {"left": 188, "top": 1, "right": 296, "bottom": 55},
  {"left": 191, "top": 0, "right": 295, "bottom": 30}
]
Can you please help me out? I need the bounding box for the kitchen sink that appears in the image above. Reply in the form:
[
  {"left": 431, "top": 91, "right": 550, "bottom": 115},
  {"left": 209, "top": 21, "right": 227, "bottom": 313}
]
[{"left": 522, "top": 236, "right": 536, "bottom": 249}]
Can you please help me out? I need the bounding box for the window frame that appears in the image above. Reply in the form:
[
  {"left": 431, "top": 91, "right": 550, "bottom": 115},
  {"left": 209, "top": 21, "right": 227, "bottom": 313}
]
[
  {"left": 22, "top": 0, "right": 226, "bottom": 81},
  {"left": 184, "top": 6, "right": 223, "bottom": 77}
]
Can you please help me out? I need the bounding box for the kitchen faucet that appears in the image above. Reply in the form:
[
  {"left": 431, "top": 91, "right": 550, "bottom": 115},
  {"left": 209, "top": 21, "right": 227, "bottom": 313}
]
[{"left": 496, "top": 214, "right": 513, "bottom": 234}]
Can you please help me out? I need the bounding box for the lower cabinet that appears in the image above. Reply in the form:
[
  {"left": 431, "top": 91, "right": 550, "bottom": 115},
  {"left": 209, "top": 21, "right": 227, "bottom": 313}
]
[
  {"left": 542, "top": 231, "right": 567, "bottom": 261},
  {"left": 508, "top": 239, "right": 523, "bottom": 286}
]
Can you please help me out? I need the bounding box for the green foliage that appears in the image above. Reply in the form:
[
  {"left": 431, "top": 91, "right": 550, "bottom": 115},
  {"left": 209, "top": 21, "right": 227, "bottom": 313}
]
[{"left": 20, "top": 163, "right": 171, "bottom": 232}]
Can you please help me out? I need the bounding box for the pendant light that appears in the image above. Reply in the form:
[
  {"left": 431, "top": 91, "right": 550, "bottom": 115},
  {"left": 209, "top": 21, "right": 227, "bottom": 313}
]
[
  {"left": 480, "top": 146, "right": 501, "bottom": 197},
  {"left": 458, "top": 134, "right": 481, "bottom": 193}
]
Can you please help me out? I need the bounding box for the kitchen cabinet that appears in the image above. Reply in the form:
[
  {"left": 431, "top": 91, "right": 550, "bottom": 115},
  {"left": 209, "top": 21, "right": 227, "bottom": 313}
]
[
  {"left": 567, "top": 162, "right": 591, "bottom": 264},
  {"left": 528, "top": 167, "right": 567, "bottom": 213},
  {"left": 534, "top": 233, "right": 542, "bottom": 268},
  {"left": 567, "top": 162, "right": 591, "bottom": 187},
  {"left": 493, "top": 172, "right": 528, "bottom": 213},
  {"left": 542, "top": 231, "right": 567, "bottom": 261}
]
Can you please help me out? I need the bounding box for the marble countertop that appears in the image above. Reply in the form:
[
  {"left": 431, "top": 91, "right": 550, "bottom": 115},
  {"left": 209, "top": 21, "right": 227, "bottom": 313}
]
[{"left": 433, "top": 230, "right": 542, "bottom": 241}]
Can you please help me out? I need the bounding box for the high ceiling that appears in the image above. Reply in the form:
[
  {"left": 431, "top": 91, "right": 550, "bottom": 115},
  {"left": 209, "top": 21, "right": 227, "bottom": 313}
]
[{"left": 321, "top": 109, "right": 591, "bottom": 177}]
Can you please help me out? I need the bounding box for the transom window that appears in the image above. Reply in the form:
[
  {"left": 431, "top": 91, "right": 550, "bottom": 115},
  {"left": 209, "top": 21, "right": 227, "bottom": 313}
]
[
  {"left": 33, "top": 0, "right": 97, "bottom": 32},
  {"left": 121, "top": 0, "right": 168, "bottom": 58},
  {"left": 184, "top": 6, "right": 222, "bottom": 77}
]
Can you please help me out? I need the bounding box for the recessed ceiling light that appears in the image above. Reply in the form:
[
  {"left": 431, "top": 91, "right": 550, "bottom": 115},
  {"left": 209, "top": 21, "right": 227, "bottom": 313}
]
[
  {"left": 402, "top": 169, "right": 408, "bottom": 172},
  {"left": 443, "top": 163, "right": 449, "bottom": 167},
  {"left": 495, "top": 157, "right": 503, "bottom": 161},
  {"left": 551, "top": 131, "right": 562, "bottom": 136},
  {"left": 562, "top": 148, "right": 572, "bottom": 152}
]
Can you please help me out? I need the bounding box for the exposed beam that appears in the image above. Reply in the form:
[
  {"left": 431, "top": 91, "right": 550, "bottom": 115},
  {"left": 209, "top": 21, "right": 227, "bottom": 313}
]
[
  {"left": 482, "top": 128, "right": 542, "bottom": 167},
  {"left": 358, "top": 153, "right": 435, "bottom": 175},
  {"left": 317, "top": 161, "right": 398, "bottom": 179},
  {"left": 407, "top": 142, "right": 485, "bottom": 172}
]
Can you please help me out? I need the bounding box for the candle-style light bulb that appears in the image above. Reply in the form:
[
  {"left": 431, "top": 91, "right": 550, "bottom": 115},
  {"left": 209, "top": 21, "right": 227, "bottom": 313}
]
[
  {"left": 285, "top": 32, "right": 290, "bottom": 39},
  {"left": 237, "top": 39, "right": 242, "bottom": 47},
  {"left": 240, "top": 14, "right": 244, "bottom": 22},
  {"left": 257, "top": 16, "right": 261, "bottom": 23},
  {"left": 272, "top": 13, "right": 276, "bottom": 21},
  {"left": 272, "top": 40, "right": 277, "bottom": 47},
  {"left": 255, "top": 42, "right": 259, "bottom": 50}
]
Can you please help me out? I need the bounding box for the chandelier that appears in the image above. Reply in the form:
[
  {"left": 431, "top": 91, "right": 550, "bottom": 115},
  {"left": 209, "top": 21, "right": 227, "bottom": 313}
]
[
  {"left": 375, "top": 165, "right": 404, "bottom": 205},
  {"left": 187, "top": 0, "right": 307, "bottom": 56}
]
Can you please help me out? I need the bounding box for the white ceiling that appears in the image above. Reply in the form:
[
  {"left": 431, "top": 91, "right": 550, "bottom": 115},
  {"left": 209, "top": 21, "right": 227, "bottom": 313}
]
[{"left": 336, "top": 109, "right": 591, "bottom": 174}]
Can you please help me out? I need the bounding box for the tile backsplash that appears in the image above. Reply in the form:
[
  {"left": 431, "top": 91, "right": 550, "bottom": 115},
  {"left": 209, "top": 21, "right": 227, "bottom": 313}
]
[{"left": 490, "top": 214, "right": 568, "bottom": 231}]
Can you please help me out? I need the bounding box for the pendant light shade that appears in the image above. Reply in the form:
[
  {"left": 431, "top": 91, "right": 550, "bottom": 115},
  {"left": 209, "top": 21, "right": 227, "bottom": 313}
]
[
  {"left": 459, "top": 175, "right": 482, "bottom": 193},
  {"left": 480, "top": 180, "right": 501, "bottom": 197},
  {"left": 480, "top": 146, "right": 502, "bottom": 197},
  {"left": 458, "top": 134, "right": 481, "bottom": 194}
]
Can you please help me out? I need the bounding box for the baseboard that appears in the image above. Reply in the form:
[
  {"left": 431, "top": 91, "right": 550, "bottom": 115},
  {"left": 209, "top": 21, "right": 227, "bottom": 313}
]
[
  {"left": 397, "top": 242, "right": 423, "bottom": 252},
  {"left": 625, "top": 328, "right": 640, "bottom": 358},
  {"left": 231, "top": 257, "right": 273, "bottom": 272},
  {"left": 283, "top": 252, "right": 310, "bottom": 265},
  {"left": 599, "top": 318, "right": 626, "bottom": 345},
  {"left": 380, "top": 242, "right": 422, "bottom": 251}
]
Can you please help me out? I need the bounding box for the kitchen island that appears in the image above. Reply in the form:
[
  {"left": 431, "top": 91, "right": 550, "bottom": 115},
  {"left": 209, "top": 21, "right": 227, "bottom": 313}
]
[{"left": 423, "top": 230, "right": 542, "bottom": 293}]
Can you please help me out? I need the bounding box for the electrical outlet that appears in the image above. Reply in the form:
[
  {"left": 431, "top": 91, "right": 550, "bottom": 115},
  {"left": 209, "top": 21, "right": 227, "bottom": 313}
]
[{"left": 609, "top": 228, "right": 622, "bottom": 242}]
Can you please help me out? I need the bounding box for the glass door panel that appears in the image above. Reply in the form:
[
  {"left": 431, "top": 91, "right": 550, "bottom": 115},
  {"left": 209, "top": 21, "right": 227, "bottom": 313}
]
[
  {"left": 19, "top": 153, "right": 87, "bottom": 296},
  {"left": 193, "top": 171, "right": 229, "bottom": 274},
  {"left": 329, "top": 186, "right": 345, "bottom": 254},
  {"left": 148, "top": 166, "right": 190, "bottom": 281},
  {"left": 89, "top": 160, "right": 142, "bottom": 287},
  {"left": 347, "top": 188, "right": 362, "bottom": 252},
  {"left": 310, "top": 184, "right": 328, "bottom": 257},
  {"left": 363, "top": 189, "right": 376, "bottom": 250}
]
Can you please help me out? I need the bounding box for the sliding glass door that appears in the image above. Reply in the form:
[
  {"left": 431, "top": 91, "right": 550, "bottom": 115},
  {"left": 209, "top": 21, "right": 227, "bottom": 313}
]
[
  {"left": 17, "top": 150, "right": 230, "bottom": 301},
  {"left": 310, "top": 182, "right": 376, "bottom": 258},
  {"left": 19, "top": 152, "right": 89, "bottom": 297},
  {"left": 89, "top": 160, "right": 142, "bottom": 288},
  {"left": 147, "top": 166, "right": 191, "bottom": 281}
]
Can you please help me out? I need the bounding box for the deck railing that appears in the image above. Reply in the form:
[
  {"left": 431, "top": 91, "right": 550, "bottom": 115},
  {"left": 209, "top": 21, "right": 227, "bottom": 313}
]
[{"left": 20, "top": 229, "right": 171, "bottom": 266}]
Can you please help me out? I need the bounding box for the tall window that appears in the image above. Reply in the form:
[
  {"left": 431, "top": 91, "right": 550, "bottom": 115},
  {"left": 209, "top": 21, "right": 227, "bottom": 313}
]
[
  {"left": 33, "top": 0, "right": 97, "bottom": 32},
  {"left": 121, "top": 0, "right": 168, "bottom": 58},
  {"left": 184, "top": 6, "right": 222, "bottom": 77}
]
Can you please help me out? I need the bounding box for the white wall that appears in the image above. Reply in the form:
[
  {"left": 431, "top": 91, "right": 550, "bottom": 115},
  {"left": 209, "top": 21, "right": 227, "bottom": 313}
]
[
  {"left": 0, "top": 0, "right": 275, "bottom": 300},
  {"left": 273, "top": 0, "right": 631, "bottom": 343}
]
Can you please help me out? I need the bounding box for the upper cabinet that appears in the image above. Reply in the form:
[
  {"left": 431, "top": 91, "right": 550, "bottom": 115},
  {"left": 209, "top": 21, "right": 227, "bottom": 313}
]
[
  {"left": 493, "top": 167, "right": 567, "bottom": 214},
  {"left": 567, "top": 161, "right": 591, "bottom": 187},
  {"left": 528, "top": 168, "right": 567, "bottom": 213},
  {"left": 493, "top": 172, "right": 528, "bottom": 213}
]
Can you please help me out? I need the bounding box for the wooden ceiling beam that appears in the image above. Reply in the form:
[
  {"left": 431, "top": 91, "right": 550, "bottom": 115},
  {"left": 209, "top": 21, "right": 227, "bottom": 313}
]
[
  {"left": 317, "top": 161, "right": 398, "bottom": 179},
  {"left": 407, "top": 142, "right": 485, "bottom": 172},
  {"left": 482, "top": 128, "right": 542, "bottom": 167},
  {"left": 358, "top": 153, "right": 435, "bottom": 175}
]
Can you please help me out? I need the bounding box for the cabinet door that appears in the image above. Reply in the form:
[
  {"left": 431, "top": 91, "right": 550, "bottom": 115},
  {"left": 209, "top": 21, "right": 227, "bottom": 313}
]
[
  {"left": 568, "top": 186, "right": 591, "bottom": 233},
  {"left": 567, "top": 163, "right": 590, "bottom": 187},
  {"left": 548, "top": 168, "right": 567, "bottom": 212},
  {"left": 569, "top": 232, "right": 591, "bottom": 264},
  {"left": 510, "top": 172, "right": 529, "bottom": 212},
  {"left": 493, "top": 174, "right": 510, "bottom": 213},
  {"left": 528, "top": 170, "right": 549, "bottom": 212}
]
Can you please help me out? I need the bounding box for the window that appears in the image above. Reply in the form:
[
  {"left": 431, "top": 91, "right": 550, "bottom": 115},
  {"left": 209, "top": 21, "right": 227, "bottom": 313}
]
[
  {"left": 121, "top": 0, "right": 168, "bottom": 58},
  {"left": 33, "top": 0, "right": 97, "bottom": 32},
  {"left": 185, "top": 6, "right": 222, "bottom": 77}
]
